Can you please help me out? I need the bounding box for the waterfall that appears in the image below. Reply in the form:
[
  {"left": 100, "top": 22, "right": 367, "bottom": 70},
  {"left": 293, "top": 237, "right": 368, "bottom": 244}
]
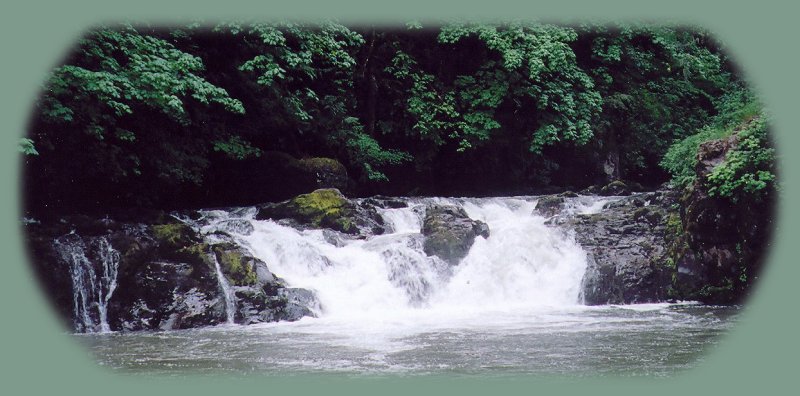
[
  {"left": 212, "top": 253, "right": 237, "bottom": 324},
  {"left": 51, "top": 195, "right": 598, "bottom": 332},
  {"left": 199, "top": 196, "right": 591, "bottom": 322},
  {"left": 53, "top": 234, "right": 120, "bottom": 333}
]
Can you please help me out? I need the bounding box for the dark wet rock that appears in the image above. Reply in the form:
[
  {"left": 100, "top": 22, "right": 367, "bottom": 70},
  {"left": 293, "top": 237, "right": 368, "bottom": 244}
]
[
  {"left": 564, "top": 191, "right": 678, "bottom": 305},
  {"left": 580, "top": 185, "right": 601, "bottom": 195},
  {"left": 599, "top": 180, "right": 631, "bottom": 196},
  {"left": 112, "top": 260, "right": 225, "bottom": 331},
  {"left": 298, "top": 157, "right": 351, "bottom": 192},
  {"left": 669, "top": 131, "right": 775, "bottom": 304},
  {"left": 421, "top": 204, "right": 490, "bottom": 265},
  {"left": 361, "top": 196, "right": 409, "bottom": 209},
  {"left": 534, "top": 195, "right": 565, "bottom": 217},
  {"left": 276, "top": 288, "right": 320, "bottom": 321},
  {"left": 473, "top": 221, "right": 491, "bottom": 239},
  {"left": 28, "top": 213, "right": 320, "bottom": 332},
  {"left": 256, "top": 188, "right": 386, "bottom": 237},
  {"left": 206, "top": 241, "right": 318, "bottom": 324}
]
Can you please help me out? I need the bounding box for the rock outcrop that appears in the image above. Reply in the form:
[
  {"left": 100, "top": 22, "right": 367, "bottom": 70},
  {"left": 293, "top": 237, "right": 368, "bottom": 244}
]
[
  {"left": 256, "top": 188, "right": 386, "bottom": 237},
  {"left": 565, "top": 190, "right": 677, "bottom": 305},
  {"left": 421, "top": 204, "right": 490, "bottom": 265},
  {"left": 25, "top": 214, "right": 319, "bottom": 333},
  {"left": 669, "top": 132, "right": 775, "bottom": 304}
]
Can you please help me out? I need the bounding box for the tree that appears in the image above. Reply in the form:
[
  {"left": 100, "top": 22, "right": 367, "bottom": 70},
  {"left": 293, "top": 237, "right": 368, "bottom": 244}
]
[{"left": 27, "top": 25, "right": 247, "bottom": 209}]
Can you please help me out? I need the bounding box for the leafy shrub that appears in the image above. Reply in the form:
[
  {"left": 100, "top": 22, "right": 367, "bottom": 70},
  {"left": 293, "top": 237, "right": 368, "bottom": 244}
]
[
  {"left": 706, "top": 115, "right": 776, "bottom": 200},
  {"left": 660, "top": 124, "right": 731, "bottom": 188},
  {"left": 661, "top": 88, "right": 775, "bottom": 201}
]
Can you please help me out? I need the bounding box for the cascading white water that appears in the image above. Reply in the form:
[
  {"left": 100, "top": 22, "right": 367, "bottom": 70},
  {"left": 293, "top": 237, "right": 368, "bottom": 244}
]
[
  {"left": 199, "top": 196, "right": 591, "bottom": 324},
  {"left": 75, "top": 196, "right": 741, "bottom": 377},
  {"left": 53, "top": 234, "right": 120, "bottom": 333}
]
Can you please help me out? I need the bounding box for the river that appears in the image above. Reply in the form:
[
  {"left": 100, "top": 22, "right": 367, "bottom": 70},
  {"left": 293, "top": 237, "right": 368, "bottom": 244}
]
[{"left": 66, "top": 195, "right": 740, "bottom": 377}]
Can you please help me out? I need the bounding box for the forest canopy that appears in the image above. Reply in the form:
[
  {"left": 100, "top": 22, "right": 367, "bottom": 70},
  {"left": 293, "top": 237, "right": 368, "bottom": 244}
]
[{"left": 23, "top": 21, "right": 774, "bottom": 213}]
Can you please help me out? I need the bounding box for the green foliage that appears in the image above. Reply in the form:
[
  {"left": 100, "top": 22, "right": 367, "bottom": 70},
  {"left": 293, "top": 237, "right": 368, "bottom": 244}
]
[
  {"left": 24, "top": 21, "right": 762, "bottom": 210},
  {"left": 581, "top": 24, "right": 729, "bottom": 179},
  {"left": 18, "top": 138, "right": 38, "bottom": 155},
  {"left": 340, "top": 128, "right": 412, "bottom": 181},
  {"left": 661, "top": 88, "right": 775, "bottom": 203},
  {"left": 660, "top": 124, "right": 731, "bottom": 188},
  {"left": 212, "top": 135, "right": 261, "bottom": 160},
  {"left": 31, "top": 25, "right": 247, "bottom": 190},
  {"left": 706, "top": 115, "right": 776, "bottom": 200},
  {"left": 229, "top": 21, "right": 363, "bottom": 130},
  {"left": 432, "top": 23, "right": 602, "bottom": 153},
  {"left": 43, "top": 27, "right": 244, "bottom": 128}
]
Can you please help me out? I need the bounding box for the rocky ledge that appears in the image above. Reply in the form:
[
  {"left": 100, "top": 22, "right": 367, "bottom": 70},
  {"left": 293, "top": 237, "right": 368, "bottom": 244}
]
[
  {"left": 26, "top": 214, "right": 319, "bottom": 333},
  {"left": 559, "top": 189, "right": 678, "bottom": 305}
]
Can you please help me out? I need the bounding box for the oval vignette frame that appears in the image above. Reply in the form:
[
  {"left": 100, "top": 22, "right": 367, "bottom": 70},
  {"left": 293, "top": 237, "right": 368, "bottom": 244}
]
[{"left": 2, "top": 1, "right": 796, "bottom": 395}]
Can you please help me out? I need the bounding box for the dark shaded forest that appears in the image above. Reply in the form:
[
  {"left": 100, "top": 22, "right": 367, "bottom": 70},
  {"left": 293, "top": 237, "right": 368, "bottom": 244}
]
[{"left": 21, "top": 21, "right": 776, "bottom": 215}]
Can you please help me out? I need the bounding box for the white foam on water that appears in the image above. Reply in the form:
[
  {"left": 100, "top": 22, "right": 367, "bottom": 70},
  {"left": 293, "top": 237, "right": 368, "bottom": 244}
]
[{"left": 194, "top": 195, "right": 611, "bottom": 350}]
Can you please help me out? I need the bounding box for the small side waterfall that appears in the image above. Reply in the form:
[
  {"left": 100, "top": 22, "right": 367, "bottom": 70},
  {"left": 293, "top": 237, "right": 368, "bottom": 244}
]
[
  {"left": 211, "top": 253, "right": 237, "bottom": 324},
  {"left": 53, "top": 234, "right": 120, "bottom": 333}
]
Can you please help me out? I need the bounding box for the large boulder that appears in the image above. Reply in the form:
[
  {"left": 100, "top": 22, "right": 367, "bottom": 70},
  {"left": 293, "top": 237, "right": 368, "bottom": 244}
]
[
  {"left": 599, "top": 180, "right": 632, "bottom": 196},
  {"left": 534, "top": 195, "right": 565, "bottom": 217},
  {"left": 256, "top": 188, "right": 386, "bottom": 237},
  {"left": 298, "top": 157, "right": 351, "bottom": 192},
  {"left": 565, "top": 191, "right": 677, "bottom": 305},
  {"left": 421, "top": 204, "right": 490, "bottom": 265}
]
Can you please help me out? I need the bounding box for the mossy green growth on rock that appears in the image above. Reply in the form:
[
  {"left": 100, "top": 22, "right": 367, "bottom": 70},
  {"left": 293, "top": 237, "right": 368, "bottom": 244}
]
[
  {"left": 151, "top": 222, "right": 196, "bottom": 249},
  {"left": 150, "top": 222, "right": 212, "bottom": 266},
  {"left": 212, "top": 244, "right": 258, "bottom": 286},
  {"left": 179, "top": 242, "right": 211, "bottom": 265},
  {"left": 278, "top": 189, "right": 358, "bottom": 233}
]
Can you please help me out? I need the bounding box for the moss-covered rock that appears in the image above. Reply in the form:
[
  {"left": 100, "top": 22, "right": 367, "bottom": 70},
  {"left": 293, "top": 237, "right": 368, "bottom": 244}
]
[
  {"left": 256, "top": 188, "right": 385, "bottom": 236},
  {"left": 151, "top": 222, "right": 197, "bottom": 250},
  {"left": 664, "top": 132, "right": 775, "bottom": 305},
  {"left": 632, "top": 206, "right": 664, "bottom": 226},
  {"left": 211, "top": 243, "right": 262, "bottom": 286}
]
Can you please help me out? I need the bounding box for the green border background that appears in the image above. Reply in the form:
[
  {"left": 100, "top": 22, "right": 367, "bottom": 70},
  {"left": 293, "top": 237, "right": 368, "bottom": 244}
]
[{"left": 1, "top": 0, "right": 797, "bottom": 394}]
